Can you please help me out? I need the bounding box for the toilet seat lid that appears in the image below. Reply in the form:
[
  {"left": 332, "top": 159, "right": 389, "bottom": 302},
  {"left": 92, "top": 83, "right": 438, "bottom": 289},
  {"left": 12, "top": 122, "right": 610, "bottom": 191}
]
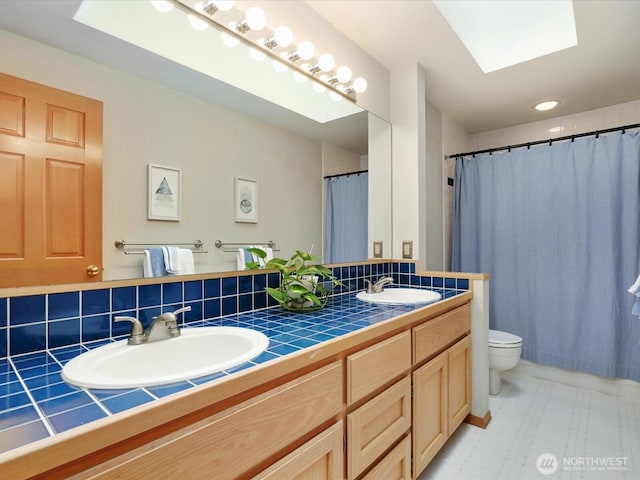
[{"left": 489, "top": 329, "right": 522, "bottom": 345}]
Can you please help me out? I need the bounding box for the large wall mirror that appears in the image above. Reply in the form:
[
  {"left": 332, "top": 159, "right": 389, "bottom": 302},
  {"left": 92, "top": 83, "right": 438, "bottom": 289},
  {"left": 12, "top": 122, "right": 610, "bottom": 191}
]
[{"left": 0, "top": 0, "right": 392, "bottom": 285}]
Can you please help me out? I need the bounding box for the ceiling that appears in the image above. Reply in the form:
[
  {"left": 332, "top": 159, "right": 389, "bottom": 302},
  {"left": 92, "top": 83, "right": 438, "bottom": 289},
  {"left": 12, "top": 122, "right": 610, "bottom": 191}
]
[
  {"left": 306, "top": 0, "right": 640, "bottom": 133},
  {"left": 1, "top": 1, "right": 638, "bottom": 138}
]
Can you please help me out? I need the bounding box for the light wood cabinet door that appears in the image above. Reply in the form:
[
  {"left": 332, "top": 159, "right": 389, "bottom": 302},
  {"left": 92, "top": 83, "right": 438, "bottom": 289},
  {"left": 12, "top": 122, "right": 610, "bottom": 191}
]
[
  {"left": 347, "top": 331, "right": 411, "bottom": 405},
  {"left": 412, "top": 350, "right": 448, "bottom": 476},
  {"left": 361, "top": 434, "right": 411, "bottom": 480},
  {"left": 0, "top": 72, "right": 103, "bottom": 287},
  {"left": 448, "top": 335, "right": 471, "bottom": 434},
  {"left": 253, "top": 422, "right": 344, "bottom": 480},
  {"left": 347, "top": 376, "right": 411, "bottom": 480}
]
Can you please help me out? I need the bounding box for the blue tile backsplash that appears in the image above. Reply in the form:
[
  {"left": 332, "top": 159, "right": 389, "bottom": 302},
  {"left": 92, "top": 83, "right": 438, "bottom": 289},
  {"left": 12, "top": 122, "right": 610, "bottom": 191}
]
[{"left": 0, "top": 261, "right": 470, "bottom": 454}]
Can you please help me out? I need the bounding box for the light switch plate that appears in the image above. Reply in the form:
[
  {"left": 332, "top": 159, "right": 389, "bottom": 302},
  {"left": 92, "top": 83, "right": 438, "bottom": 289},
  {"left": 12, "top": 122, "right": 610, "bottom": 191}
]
[
  {"left": 373, "top": 241, "right": 383, "bottom": 258},
  {"left": 402, "top": 241, "right": 413, "bottom": 259}
]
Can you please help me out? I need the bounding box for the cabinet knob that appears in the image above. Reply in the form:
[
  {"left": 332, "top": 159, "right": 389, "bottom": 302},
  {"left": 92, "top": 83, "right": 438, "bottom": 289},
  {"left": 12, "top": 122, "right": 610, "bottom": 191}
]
[{"left": 86, "top": 265, "right": 101, "bottom": 277}]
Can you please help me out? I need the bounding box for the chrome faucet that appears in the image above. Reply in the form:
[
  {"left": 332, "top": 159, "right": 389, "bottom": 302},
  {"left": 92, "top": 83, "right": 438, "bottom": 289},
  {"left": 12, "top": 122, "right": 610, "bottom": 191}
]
[
  {"left": 363, "top": 276, "right": 394, "bottom": 294},
  {"left": 114, "top": 306, "right": 191, "bottom": 345}
]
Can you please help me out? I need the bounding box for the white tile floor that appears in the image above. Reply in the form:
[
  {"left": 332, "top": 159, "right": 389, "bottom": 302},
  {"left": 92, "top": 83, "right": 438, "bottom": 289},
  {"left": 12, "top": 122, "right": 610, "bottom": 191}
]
[{"left": 418, "top": 368, "right": 640, "bottom": 480}]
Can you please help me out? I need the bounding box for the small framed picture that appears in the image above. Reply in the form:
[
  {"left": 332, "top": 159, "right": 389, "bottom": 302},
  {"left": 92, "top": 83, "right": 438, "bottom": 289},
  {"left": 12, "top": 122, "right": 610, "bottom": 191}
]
[
  {"left": 148, "top": 164, "right": 181, "bottom": 221},
  {"left": 235, "top": 177, "right": 258, "bottom": 223}
]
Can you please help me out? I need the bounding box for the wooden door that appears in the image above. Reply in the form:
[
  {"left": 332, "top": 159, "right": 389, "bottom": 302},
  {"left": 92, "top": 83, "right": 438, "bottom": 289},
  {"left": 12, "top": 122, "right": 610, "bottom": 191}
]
[
  {"left": 448, "top": 335, "right": 471, "bottom": 434},
  {"left": 412, "top": 350, "right": 448, "bottom": 477},
  {"left": 0, "top": 72, "right": 103, "bottom": 287}
]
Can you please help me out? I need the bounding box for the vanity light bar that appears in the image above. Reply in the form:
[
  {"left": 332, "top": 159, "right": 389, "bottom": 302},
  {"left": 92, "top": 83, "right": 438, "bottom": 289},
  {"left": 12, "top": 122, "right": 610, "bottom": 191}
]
[{"left": 168, "top": 0, "right": 364, "bottom": 103}]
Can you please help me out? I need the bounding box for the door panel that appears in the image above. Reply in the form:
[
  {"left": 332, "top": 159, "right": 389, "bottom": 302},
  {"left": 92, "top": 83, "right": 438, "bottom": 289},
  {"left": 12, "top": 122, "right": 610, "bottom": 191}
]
[
  {"left": 0, "top": 72, "right": 102, "bottom": 287},
  {"left": 0, "top": 151, "right": 24, "bottom": 258}
]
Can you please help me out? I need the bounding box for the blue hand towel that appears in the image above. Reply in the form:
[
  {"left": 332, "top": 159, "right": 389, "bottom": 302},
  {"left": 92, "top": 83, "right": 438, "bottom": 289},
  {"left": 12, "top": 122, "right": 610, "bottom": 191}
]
[{"left": 144, "top": 248, "right": 171, "bottom": 277}]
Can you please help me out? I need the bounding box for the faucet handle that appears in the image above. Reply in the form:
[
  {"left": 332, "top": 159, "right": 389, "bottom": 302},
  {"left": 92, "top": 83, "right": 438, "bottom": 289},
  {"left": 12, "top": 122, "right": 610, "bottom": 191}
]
[
  {"left": 363, "top": 279, "right": 374, "bottom": 294},
  {"left": 114, "top": 316, "right": 146, "bottom": 345},
  {"left": 172, "top": 306, "right": 192, "bottom": 317}
]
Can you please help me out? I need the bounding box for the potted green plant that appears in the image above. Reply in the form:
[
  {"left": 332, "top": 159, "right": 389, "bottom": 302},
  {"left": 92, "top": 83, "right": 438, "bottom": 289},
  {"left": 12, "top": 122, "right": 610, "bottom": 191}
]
[{"left": 246, "top": 248, "right": 342, "bottom": 311}]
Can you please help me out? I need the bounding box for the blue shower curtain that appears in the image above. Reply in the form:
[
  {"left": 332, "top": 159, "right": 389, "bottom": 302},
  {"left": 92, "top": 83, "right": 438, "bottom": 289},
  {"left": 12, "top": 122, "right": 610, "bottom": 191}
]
[
  {"left": 325, "top": 173, "right": 368, "bottom": 263},
  {"left": 452, "top": 130, "right": 640, "bottom": 381}
]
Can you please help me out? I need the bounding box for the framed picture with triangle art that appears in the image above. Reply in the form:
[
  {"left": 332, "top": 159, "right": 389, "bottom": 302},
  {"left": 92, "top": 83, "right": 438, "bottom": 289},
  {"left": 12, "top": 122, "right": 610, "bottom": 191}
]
[{"left": 148, "top": 164, "right": 181, "bottom": 221}]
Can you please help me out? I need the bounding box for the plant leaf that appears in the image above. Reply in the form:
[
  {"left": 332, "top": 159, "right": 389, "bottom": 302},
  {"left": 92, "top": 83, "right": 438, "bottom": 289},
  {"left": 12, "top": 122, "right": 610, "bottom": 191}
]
[{"left": 247, "top": 247, "right": 267, "bottom": 259}]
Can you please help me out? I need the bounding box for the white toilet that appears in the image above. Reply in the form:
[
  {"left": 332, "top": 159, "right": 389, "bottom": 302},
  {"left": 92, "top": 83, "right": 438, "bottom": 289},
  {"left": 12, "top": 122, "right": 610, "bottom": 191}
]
[{"left": 488, "top": 329, "right": 523, "bottom": 395}]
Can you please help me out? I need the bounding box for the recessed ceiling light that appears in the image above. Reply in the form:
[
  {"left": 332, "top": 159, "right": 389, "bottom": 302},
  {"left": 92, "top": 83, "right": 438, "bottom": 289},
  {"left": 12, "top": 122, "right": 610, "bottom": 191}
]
[{"left": 534, "top": 100, "right": 560, "bottom": 111}]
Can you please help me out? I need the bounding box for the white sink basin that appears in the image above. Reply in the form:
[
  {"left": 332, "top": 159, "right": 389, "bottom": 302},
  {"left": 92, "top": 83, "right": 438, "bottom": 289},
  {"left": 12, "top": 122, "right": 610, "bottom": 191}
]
[
  {"left": 62, "top": 327, "right": 269, "bottom": 389},
  {"left": 356, "top": 288, "right": 441, "bottom": 305}
]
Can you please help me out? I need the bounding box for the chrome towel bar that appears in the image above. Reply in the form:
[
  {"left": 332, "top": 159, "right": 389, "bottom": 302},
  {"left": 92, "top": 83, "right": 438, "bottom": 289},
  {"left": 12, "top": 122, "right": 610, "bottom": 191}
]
[{"left": 114, "top": 240, "right": 207, "bottom": 255}]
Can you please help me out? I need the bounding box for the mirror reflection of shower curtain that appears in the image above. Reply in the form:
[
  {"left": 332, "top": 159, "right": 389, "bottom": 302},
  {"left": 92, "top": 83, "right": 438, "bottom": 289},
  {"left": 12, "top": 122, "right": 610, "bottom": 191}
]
[{"left": 325, "top": 173, "right": 368, "bottom": 263}]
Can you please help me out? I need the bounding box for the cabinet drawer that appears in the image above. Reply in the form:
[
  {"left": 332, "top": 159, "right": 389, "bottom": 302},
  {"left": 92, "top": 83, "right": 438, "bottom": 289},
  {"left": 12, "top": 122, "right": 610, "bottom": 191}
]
[
  {"left": 347, "top": 331, "right": 411, "bottom": 405},
  {"left": 413, "top": 303, "right": 470, "bottom": 364},
  {"left": 252, "top": 422, "right": 344, "bottom": 480},
  {"left": 74, "top": 362, "right": 343, "bottom": 480},
  {"left": 361, "top": 434, "right": 412, "bottom": 480},
  {"left": 347, "top": 376, "right": 411, "bottom": 480}
]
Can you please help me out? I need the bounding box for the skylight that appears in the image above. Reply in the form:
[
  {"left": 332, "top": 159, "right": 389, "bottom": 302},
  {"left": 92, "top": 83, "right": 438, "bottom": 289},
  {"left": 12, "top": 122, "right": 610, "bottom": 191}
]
[{"left": 433, "top": 0, "right": 577, "bottom": 73}]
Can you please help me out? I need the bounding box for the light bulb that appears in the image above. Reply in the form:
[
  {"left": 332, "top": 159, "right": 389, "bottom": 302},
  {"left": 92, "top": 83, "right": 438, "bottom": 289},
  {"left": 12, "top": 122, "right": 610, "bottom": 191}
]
[
  {"left": 336, "top": 66, "right": 352, "bottom": 83},
  {"left": 353, "top": 77, "right": 367, "bottom": 93},
  {"left": 273, "top": 58, "right": 288, "bottom": 73},
  {"left": 222, "top": 22, "right": 240, "bottom": 47},
  {"left": 246, "top": 7, "right": 266, "bottom": 31},
  {"left": 151, "top": 0, "right": 173, "bottom": 13},
  {"left": 249, "top": 47, "right": 266, "bottom": 61},
  {"left": 329, "top": 91, "right": 342, "bottom": 102},
  {"left": 297, "top": 41, "right": 315, "bottom": 61},
  {"left": 312, "top": 81, "right": 326, "bottom": 93},
  {"left": 274, "top": 26, "right": 293, "bottom": 48},
  {"left": 293, "top": 71, "right": 307, "bottom": 83},
  {"left": 188, "top": 2, "right": 209, "bottom": 30},
  {"left": 318, "top": 53, "right": 335, "bottom": 72},
  {"left": 212, "top": 0, "right": 234, "bottom": 11},
  {"left": 188, "top": 16, "right": 208, "bottom": 31}
]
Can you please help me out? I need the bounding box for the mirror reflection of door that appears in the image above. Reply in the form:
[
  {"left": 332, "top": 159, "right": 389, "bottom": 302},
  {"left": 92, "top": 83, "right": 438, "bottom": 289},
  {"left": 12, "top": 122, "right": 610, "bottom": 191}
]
[{"left": 0, "top": 73, "right": 103, "bottom": 288}]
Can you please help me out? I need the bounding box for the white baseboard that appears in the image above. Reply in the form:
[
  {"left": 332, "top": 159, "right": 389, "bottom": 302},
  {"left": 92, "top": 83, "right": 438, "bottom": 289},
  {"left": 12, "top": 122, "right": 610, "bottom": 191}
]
[{"left": 512, "top": 360, "right": 640, "bottom": 398}]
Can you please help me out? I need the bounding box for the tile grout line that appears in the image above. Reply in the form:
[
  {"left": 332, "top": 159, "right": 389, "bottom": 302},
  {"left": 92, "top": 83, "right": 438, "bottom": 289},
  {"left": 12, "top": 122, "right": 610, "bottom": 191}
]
[{"left": 7, "top": 356, "right": 55, "bottom": 437}]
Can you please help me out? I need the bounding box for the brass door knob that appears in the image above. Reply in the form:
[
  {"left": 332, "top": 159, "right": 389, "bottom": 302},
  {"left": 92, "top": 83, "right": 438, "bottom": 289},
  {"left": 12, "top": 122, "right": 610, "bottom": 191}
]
[{"left": 86, "top": 265, "right": 101, "bottom": 277}]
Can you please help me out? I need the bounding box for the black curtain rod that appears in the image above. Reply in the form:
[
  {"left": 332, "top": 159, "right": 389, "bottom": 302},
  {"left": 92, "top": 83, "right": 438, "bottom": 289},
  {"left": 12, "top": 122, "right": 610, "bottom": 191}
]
[
  {"left": 448, "top": 123, "right": 640, "bottom": 159},
  {"left": 324, "top": 169, "right": 368, "bottom": 180}
]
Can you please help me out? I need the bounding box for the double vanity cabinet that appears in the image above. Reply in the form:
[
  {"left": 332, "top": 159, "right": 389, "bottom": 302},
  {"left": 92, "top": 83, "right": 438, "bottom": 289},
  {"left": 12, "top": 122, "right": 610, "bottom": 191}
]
[{"left": 4, "top": 294, "right": 473, "bottom": 480}]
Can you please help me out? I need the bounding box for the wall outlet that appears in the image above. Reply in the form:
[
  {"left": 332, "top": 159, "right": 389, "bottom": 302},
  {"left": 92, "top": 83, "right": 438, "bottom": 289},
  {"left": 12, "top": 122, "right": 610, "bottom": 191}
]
[
  {"left": 373, "top": 241, "right": 383, "bottom": 258},
  {"left": 402, "top": 241, "right": 413, "bottom": 259}
]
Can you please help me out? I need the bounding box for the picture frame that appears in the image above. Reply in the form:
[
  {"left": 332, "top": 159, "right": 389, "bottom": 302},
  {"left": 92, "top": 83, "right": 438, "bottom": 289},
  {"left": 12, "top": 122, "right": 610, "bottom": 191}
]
[
  {"left": 235, "top": 177, "right": 258, "bottom": 223},
  {"left": 148, "top": 164, "right": 181, "bottom": 221}
]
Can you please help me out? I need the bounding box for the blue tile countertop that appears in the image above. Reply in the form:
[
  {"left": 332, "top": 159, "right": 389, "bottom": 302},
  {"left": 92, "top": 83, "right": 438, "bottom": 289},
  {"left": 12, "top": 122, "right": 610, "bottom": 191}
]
[{"left": 0, "top": 287, "right": 465, "bottom": 454}]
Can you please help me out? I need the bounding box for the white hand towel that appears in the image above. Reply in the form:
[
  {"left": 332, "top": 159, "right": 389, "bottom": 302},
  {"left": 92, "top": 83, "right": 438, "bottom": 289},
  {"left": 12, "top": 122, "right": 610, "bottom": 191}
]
[
  {"left": 628, "top": 273, "right": 640, "bottom": 297},
  {"left": 163, "top": 247, "right": 195, "bottom": 275},
  {"left": 263, "top": 247, "right": 274, "bottom": 265},
  {"left": 162, "top": 246, "right": 178, "bottom": 274},
  {"left": 143, "top": 250, "right": 153, "bottom": 278},
  {"left": 177, "top": 248, "right": 195, "bottom": 275}
]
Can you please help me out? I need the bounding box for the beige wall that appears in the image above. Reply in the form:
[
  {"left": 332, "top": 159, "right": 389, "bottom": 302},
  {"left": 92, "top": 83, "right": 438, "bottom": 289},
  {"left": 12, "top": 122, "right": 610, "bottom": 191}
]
[{"left": 0, "top": 28, "right": 323, "bottom": 279}]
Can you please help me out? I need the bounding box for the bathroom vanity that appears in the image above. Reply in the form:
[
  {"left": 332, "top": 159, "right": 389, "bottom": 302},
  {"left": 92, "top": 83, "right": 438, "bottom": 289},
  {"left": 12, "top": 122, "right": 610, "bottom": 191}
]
[{"left": 1, "top": 291, "right": 479, "bottom": 480}]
